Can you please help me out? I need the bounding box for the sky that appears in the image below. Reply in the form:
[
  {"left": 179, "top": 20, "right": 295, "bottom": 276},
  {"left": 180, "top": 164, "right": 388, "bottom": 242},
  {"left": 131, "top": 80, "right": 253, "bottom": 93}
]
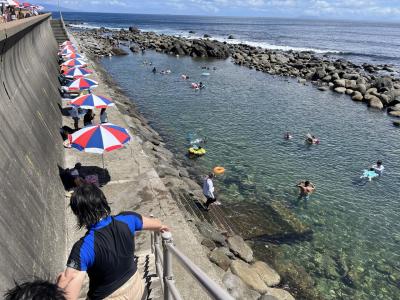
[{"left": 41, "top": 0, "right": 400, "bottom": 21}]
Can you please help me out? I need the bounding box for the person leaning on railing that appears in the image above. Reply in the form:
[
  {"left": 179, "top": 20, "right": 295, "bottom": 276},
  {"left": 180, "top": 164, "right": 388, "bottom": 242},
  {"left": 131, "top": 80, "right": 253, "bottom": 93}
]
[{"left": 57, "top": 184, "right": 169, "bottom": 300}]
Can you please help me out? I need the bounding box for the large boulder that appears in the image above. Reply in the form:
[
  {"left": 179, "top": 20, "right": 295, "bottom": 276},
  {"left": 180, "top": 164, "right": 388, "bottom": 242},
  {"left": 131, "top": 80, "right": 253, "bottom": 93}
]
[
  {"left": 355, "top": 84, "right": 367, "bottom": 94},
  {"left": 251, "top": 261, "right": 281, "bottom": 287},
  {"left": 222, "top": 272, "right": 261, "bottom": 300},
  {"left": 352, "top": 91, "right": 363, "bottom": 101},
  {"left": 389, "top": 110, "right": 400, "bottom": 117},
  {"left": 129, "top": 45, "right": 141, "bottom": 53},
  {"left": 334, "top": 87, "right": 346, "bottom": 94},
  {"left": 227, "top": 235, "right": 253, "bottom": 262},
  {"left": 230, "top": 260, "right": 268, "bottom": 293},
  {"left": 208, "top": 248, "right": 232, "bottom": 271},
  {"left": 272, "top": 53, "right": 290, "bottom": 64},
  {"left": 367, "top": 95, "right": 384, "bottom": 109},
  {"left": 374, "top": 77, "right": 393, "bottom": 90},
  {"left": 261, "top": 288, "right": 295, "bottom": 300},
  {"left": 128, "top": 26, "right": 140, "bottom": 33},
  {"left": 334, "top": 79, "right": 346, "bottom": 88},
  {"left": 111, "top": 47, "right": 128, "bottom": 56}
]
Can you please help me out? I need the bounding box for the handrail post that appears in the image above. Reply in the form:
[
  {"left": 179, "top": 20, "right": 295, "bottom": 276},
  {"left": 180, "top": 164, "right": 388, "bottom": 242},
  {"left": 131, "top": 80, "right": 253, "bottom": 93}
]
[
  {"left": 162, "top": 231, "right": 173, "bottom": 300},
  {"left": 154, "top": 232, "right": 160, "bottom": 267}
]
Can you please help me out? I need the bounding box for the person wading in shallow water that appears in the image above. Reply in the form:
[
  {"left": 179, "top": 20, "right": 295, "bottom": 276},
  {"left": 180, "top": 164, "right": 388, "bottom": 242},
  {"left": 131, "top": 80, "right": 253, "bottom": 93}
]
[{"left": 296, "top": 180, "right": 316, "bottom": 207}]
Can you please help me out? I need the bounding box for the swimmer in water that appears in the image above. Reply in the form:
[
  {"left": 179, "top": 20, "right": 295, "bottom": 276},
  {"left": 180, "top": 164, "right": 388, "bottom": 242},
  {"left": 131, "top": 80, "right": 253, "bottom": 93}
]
[
  {"left": 152, "top": 67, "right": 156, "bottom": 73},
  {"left": 372, "top": 160, "right": 384, "bottom": 176},
  {"left": 284, "top": 132, "right": 293, "bottom": 140},
  {"left": 306, "top": 133, "right": 319, "bottom": 144},
  {"left": 199, "top": 82, "right": 204, "bottom": 89},
  {"left": 297, "top": 181, "right": 316, "bottom": 205}
]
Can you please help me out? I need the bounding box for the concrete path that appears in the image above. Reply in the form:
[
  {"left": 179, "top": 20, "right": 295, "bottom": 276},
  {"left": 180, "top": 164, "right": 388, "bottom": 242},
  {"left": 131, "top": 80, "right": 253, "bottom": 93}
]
[{"left": 61, "top": 52, "right": 223, "bottom": 299}]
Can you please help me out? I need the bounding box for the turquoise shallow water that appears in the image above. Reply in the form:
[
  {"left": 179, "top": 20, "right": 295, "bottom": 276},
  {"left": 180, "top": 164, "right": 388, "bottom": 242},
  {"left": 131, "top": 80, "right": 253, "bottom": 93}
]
[{"left": 101, "top": 51, "right": 400, "bottom": 299}]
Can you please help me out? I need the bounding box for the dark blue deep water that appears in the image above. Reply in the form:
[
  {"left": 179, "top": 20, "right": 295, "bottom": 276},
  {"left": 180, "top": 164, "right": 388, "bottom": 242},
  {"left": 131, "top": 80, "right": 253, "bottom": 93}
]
[
  {"left": 61, "top": 12, "right": 400, "bottom": 68},
  {"left": 63, "top": 12, "right": 400, "bottom": 299}
]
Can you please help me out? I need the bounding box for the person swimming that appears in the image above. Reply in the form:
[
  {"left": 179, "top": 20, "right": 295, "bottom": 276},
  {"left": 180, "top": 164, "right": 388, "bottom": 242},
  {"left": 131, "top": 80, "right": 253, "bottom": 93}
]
[
  {"left": 199, "top": 82, "right": 205, "bottom": 89},
  {"left": 152, "top": 67, "right": 156, "bottom": 73},
  {"left": 372, "top": 160, "right": 384, "bottom": 176},
  {"left": 306, "top": 133, "right": 319, "bottom": 144},
  {"left": 360, "top": 168, "right": 379, "bottom": 181},
  {"left": 284, "top": 132, "right": 293, "bottom": 140}
]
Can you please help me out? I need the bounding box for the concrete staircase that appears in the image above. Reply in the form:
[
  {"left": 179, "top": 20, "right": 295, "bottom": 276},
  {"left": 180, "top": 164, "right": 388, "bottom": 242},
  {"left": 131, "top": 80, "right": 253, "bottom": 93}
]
[{"left": 50, "top": 19, "right": 69, "bottom": 44}]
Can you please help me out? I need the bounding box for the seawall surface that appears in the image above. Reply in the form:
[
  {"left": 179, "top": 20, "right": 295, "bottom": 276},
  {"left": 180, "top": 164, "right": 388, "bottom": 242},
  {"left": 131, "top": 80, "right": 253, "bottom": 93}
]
[{"left": 0, "top": 15, "right": 65, "bottom": 292}]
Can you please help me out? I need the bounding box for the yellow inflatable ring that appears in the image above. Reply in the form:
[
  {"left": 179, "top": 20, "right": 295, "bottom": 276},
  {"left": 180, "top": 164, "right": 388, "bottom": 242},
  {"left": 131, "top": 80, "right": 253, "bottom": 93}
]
[{"left": 213, "top": 166, "right": 225, "bottom": 175}]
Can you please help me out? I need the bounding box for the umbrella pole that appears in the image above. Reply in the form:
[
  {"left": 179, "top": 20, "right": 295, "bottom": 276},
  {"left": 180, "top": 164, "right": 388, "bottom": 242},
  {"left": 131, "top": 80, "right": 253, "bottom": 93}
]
[{"left": 102, "top": 153, "right": 105, "bottom": 169}]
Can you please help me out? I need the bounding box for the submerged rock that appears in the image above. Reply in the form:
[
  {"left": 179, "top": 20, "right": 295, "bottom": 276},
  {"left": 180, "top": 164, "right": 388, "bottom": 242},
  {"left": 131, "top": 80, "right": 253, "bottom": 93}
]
[
  {"left": 251, "top": 261, "right": 281, "bottom": 287},
  {"left": 230, "top": 260, "right": 268, "bottom": 293},
  {"left": 261, "top": 288, "right": 295, "bottom": 300},
  {"left": 222, "top": 272, "right": 261, "bottom": 300}
]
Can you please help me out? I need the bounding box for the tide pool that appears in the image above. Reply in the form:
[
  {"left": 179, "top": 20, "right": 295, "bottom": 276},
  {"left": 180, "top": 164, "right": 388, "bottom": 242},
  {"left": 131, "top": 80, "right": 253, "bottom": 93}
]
[{"left": 101, "top": 50, "right": 400, "bottom": 299}]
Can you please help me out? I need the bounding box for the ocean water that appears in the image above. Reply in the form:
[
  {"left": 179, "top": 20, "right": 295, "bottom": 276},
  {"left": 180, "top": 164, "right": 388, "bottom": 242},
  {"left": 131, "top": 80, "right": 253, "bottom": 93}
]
[
  {"left": 64, "top": 12, "right": 400, "bottom": 299},
  {"left": 61, "top": 12, "right": 400, "bottom": 68},
  {"left": 98, "top": 50, "right": 400, "bottom": 299}
]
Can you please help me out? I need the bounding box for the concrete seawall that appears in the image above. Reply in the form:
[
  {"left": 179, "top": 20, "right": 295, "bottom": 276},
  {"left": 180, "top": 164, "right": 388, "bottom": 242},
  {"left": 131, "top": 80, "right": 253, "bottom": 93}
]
[{"left": 0, "top": 14, "right": 65, "bottom": 292}]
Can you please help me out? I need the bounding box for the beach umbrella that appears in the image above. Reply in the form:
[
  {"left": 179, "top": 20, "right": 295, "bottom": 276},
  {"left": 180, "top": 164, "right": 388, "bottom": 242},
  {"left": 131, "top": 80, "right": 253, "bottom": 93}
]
[
  {"left": 61, "top": 41, "right": 73, "bottom": 47},
  {"left": 64, "top": 53, "right": 84, "bottom": 59},
  {"left": 22, "top": 2, "right": 31, "bottom": 7},
  {"left": 68, "top": 123, "right": 131, "bottom": 168},
  {"left": 60, "top": 48, "right": 75, "bottom": 56},
  {"left": 61, "top": 45, "right": 77, "bottom": 52},
  {"left": 68, "top": 77, "right": 98, "bottom": 90},
  {"left": 62, "top": 59, "right": 87, "bottom": 68},
  {"left": 6, "top": 0, "right": 19, "bottom": 5},
  {"left": 71, "top": 94, "right": 114, "bottom": 109},
  {"left": 64, "top": 67, "right": 93, "bottom": 78},
  {"left": 68, "top": 123, "right": 130, "bottom": 154}
]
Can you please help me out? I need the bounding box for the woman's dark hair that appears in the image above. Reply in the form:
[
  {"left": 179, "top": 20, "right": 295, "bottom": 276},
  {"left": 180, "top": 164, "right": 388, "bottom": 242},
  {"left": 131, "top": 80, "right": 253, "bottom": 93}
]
[
  {"left": 377, "top": 160, "right": 382, "bottom": 165},
  {"left": 70, "top": 184, "right": 111, "bottom": 229},
  {"left": 4, "top": 279, "right": 66, "bottom": 300}
]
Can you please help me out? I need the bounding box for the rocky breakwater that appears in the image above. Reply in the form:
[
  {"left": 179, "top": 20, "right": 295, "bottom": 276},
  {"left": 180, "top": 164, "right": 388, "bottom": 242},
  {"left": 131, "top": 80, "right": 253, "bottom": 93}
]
[
  {"left": 69, "top": 25, "right": 400, "bottom": 124},
  {"left": 229, "top": 44, "right": 400, "bottom": 118}
]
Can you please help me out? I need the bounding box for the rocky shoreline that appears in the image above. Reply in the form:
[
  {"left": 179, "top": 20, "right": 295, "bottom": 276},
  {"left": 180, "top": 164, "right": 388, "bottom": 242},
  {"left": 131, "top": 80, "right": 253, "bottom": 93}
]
[
  {"left": 68, "top": 25, "right": 400, "bottom": 125},
  {"left": 71, "top": 33, "right": 307, "bottom": 299}
]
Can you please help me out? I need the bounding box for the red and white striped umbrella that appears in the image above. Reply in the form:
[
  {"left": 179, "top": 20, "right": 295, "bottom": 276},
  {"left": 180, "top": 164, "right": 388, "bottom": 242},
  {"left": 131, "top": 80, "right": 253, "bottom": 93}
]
[
  {"left": 61, "top": 41, "right": 73, "bottom": 47},
  {"left": 63, "top": 53, "right": 84, "bottom": 59},
  {"left": 68, "top": 123, "right": 131, "bottom": 154},
  {"left": 64, "top": 67, "right": 93, "bottom": 78},
  {"left": 71, "top": 94, "right": 114, "bottom": 109},
  {"left": 68, "top": 78, "right": 98, "bottom": 90},
  {"left": 62, "top": 59, "right": 87, "bottom": 68}
]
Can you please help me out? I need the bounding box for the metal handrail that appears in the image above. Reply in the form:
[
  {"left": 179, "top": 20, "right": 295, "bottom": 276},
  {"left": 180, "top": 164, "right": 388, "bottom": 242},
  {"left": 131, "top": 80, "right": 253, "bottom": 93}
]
[{"left": 151, "top": 231, "right": 234, "bottom": 300}]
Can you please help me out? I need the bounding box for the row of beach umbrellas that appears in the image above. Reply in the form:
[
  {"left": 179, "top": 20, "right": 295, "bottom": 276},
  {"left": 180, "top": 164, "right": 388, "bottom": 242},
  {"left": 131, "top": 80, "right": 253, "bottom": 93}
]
[{"left": 59, "top": 40, "right": 131, "bottom": 165}]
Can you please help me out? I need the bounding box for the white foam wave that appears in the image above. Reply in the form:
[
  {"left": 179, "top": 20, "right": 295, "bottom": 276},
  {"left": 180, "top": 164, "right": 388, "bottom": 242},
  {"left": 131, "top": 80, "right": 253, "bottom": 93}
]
[{"left": 68, "top": 23, "right": 124, "bottom": 31}]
